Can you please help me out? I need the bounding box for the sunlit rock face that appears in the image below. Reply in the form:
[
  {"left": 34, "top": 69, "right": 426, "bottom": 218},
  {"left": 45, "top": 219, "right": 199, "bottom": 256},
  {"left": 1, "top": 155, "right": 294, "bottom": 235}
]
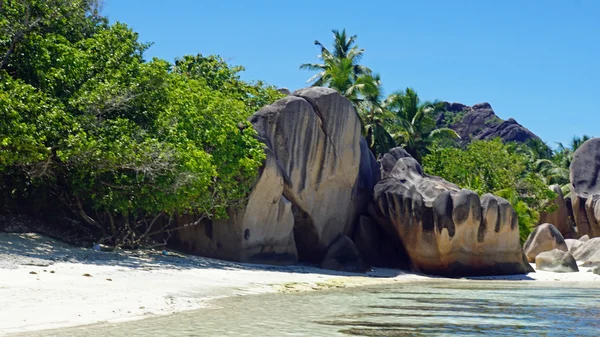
[
  {"left": 170, "top": 87, "right": 377, "bottom": 265},
  {"left": 570, "top": 138, "right": 600, "bottom": 238},
  {"left": 370, "top": 147, "right": 532, "bottom": 277},
  {"left": 538, "top": 185, "right": 576, "bottom": 238},
  {"left": 523, "top": 223, "right": 568, "bottom": 263}
]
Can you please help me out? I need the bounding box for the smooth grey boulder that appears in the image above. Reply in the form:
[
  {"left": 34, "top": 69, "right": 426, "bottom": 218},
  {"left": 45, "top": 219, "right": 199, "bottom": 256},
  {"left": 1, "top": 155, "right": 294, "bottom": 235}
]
[
  {"left": 580, "top": 234, "right": 590, "bottom": 242},
  {"left": 570, "top": 138, "right": 600, "bottom": 238},
  {"left": 572, "top": 237, "right": 600, "bottom": 262},
  {"left": 523, "top": 224, "right": 568, "bottom": 263},
  {"left": 321, "top": 235, "right": 369, "bottom": 273},
  {"left": 535, "top": 249, "right": 579, "bottom": 273},
  {"left": 370, "top": 147, "right": 531, "bottom": 277},
  {"left": 565, "top": 239, "right": 584, "bottom": 254}
]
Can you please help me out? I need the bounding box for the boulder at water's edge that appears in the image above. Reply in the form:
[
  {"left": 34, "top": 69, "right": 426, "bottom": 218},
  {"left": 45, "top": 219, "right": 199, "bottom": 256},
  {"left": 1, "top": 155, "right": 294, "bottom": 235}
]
[{"left": 369, "top": 147, "right": 532, "bottom": 277}]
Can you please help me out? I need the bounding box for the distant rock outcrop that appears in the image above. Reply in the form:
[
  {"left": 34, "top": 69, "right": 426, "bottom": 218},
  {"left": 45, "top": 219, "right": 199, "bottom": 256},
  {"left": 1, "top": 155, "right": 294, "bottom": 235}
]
[
  {"left": 437, "top": 102, "right": 541, "bottom": 145},
  {"left": 169, "top": 87, "right": 376, "bottom": 265},
  {"left": 569, "top": 138, "right": 600, "bottom": 238},
  {"left": 369, "top": 147, "right": 532, "bottom": 277}
]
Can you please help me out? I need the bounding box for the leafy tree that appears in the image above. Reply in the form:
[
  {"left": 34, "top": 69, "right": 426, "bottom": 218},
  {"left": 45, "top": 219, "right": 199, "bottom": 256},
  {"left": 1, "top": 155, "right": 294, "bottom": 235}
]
[
  {"left": 423, "top": 139, "right": 556, "bottom": 242},
  {"left": 0, "top": 0, "right": 282, "bottom": 247}
]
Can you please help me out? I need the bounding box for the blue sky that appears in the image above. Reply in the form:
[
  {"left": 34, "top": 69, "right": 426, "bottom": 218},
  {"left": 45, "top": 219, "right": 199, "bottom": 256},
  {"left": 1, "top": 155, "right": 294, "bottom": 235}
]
[{"left": 103, "top": 0, "right": 599, "bottom": 146}]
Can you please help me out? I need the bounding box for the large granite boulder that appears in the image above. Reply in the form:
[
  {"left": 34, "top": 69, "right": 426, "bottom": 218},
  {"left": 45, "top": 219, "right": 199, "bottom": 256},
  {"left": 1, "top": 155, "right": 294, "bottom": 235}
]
[
  {"left": 535, "top": 249, "right": 579, "bottom": 273},
  {"left": 538, "top": 185, "right": 576, "bottom": 238},
  {"left": 321, "top": 235, "right": 369, "bottom": 273},
  {"left": 370, "top": 147, "right": 532, "bottom": 277},
  {"left": 167, "top": 152, "right": 297, "bottom": 264},
  {"left": 570, "top": 138, "right": 600, "bottom": 238},
  {"left": 169, "top": 88, "right": 375, "bottom": 265},
  {"left": 523, "top": 223, "right": 568, "bottom": 262}
]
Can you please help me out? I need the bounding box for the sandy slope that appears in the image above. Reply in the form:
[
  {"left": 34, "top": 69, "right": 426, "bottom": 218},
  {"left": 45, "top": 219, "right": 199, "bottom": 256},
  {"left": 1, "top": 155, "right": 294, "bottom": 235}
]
[{"left": 1, "top": 232, "right": 598, "bottom": 335}]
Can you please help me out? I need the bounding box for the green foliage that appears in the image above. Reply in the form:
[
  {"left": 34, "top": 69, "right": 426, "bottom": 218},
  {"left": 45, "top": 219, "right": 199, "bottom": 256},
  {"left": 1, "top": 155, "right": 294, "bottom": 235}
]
[
  {"left": 438, "top": 110, "right": 466, "bottom": 128},
  {"left": 423, "top": 139, "right": 556, "bottom": 242},
  {"left": 0, "top": 1, "right": 282, "bottom": 246},
  {"left": 531, "top": 135, "right": 592, "bottom": 192}
]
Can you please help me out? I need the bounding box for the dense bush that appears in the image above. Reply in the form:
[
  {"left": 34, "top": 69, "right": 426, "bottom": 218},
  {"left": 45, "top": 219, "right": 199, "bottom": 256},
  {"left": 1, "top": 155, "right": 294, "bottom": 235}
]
[
  {"left": 423, "top": 139, "right": 556, "bottom": 242},
  {"left": 0, "top": 0, "right": 282, "bottom": 246}
]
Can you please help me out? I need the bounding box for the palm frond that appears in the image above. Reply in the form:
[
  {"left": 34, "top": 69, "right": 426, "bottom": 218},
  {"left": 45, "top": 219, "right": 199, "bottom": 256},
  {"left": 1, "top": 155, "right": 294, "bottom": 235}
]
[{"left": 429, "top": 127, "right": 460, "bottom": 139}]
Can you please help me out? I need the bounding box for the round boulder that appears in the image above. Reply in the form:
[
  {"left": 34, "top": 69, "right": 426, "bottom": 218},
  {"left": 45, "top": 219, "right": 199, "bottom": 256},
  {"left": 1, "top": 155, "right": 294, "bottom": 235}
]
[
  {"left": 569, "top": 138, "right": 600, "bottom": 238},
  {"left": 535, "top": 249, "right": 579, "bottom": 273},
  {"left": 523, "top": 223, "right": 568, "bottom": 262}
]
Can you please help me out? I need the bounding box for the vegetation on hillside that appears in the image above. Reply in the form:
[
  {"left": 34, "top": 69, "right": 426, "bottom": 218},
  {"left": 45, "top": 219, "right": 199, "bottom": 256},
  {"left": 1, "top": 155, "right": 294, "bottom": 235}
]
[{"left": 0, "top": 0, "right": 283, "bottom": 246}]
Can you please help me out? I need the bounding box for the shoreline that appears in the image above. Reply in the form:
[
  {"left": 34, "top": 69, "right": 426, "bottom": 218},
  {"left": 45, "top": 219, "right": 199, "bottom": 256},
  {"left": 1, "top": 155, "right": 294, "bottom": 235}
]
[{"left": 1, "top": 232, "right": 599, "bottom": 335}]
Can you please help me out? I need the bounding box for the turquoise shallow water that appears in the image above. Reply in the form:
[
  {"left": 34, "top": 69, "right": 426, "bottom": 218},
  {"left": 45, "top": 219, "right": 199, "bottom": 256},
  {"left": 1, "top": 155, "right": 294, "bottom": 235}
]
[{"left": 15, "top": 280, "right": 600, "bottom": 337}]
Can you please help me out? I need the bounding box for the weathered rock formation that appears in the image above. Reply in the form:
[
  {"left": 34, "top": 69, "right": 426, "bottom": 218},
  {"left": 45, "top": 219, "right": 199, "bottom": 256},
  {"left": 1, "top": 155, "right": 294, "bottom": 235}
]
[
  {"left": 321, "top": 235, "right": 369, "bottom": 273},
  {"left": 538, "top": 185, "right": 576, "bottom": 238},
  {"left": 523, "top": 223, "right": 568, "bottom": 263},
  {"left": 565, "top": 239, "right": 583, "bottom": 254},
  {"left": 581, "top": 249, "right": 600, "bottom": 267},
  {"left": 570, "top": 138, "right": 600, "bottom": 238},
  {"left": 169, "top": 87, "right": 376, "bottom": 265},
  {"left": 438, "top": 102, "right": 541, "bottom": 145},
  {"left": 535, "top": 249, "right": 579, "bottom": 273},
  {"left": 369, "top": 147, "right": 532, "bottom": 276},
  {"left": 572, "top": 237, "right": 600, "bottom": 262}
]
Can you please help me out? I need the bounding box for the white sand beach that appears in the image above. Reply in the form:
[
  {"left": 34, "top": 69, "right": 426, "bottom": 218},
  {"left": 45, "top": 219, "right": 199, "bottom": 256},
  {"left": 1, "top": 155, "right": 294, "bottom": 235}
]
[{"left": 1, "top": 232, "right": 598, "bottom": 335}]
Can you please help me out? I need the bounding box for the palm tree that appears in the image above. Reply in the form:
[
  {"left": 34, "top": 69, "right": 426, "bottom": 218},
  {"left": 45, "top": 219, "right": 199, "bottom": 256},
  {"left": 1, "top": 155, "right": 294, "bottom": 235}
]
[
  {"left": 300, "top": 29, "right": 371, "bottom": 99},
  {"left": 384, "top": 88, "right": 460, "bottom": 162},
  {"left": 347, "top": 74, "right": 396, "bottom": 156},
  {"left": 534, "top": 135, "right": 592, "bottom": 191}
]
